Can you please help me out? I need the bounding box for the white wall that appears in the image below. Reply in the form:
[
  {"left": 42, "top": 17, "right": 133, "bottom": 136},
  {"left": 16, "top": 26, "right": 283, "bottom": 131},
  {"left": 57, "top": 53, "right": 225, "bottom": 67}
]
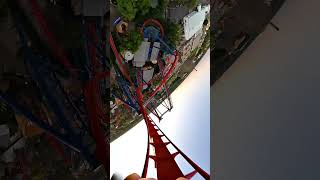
[{"left": 212, "top": 0, "right": 320, "bottom": 179}]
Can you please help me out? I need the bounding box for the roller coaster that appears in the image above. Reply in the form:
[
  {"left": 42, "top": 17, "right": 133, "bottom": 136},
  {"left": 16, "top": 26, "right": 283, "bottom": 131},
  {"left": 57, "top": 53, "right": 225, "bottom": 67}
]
[
  {"left": 0, "top": 1, "right": 210, "bottom": 179},
  {"left": 110, "top": 17, "right": 210, "bottom": 179}
]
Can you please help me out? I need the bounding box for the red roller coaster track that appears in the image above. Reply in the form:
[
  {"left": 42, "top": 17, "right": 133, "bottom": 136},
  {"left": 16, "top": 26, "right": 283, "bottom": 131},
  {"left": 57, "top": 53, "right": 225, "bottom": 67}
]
[
  {"left": 83, "top": 22, "right": 109, "bottom": 170},
  {"left": 109, "top": 35, "right": 179, "bottom": 106},
  {"left": 29, "top": 0, "right": 76, "bottom": 74},
  {"left": 110, "top": 19, "right": 210, "bottom": 179}
]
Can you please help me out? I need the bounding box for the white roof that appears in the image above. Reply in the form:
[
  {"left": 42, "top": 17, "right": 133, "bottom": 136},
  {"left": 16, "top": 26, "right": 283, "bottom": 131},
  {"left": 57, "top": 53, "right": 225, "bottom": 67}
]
[
  {"left": 183, "top": 4, "right": 210, "bottom": 40},
  {"left": 150, "top": 42, "right": 160, "bottom": 63},
  {"left": 143, "top": 68, "right": 154, "bottom": 89},
  {"left": 124, "top": 51, "right": 134, "bottom": 61},
  {"left": 133, "top": 39, "right": 150, "bottom": 67}
]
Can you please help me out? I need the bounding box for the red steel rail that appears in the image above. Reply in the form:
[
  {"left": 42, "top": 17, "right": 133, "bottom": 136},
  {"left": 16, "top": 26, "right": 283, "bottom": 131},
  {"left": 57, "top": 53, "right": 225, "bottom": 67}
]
[
  {"left": 83, "top": 22, "right": 109, "bottom": 171},
  {"left": 28, "top": 0, "right": 76, "bottom": 74}
]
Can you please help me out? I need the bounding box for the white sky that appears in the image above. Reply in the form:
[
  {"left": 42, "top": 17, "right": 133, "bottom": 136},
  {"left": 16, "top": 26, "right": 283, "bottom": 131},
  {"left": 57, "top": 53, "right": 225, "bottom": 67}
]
[{"left": 110, "top": 50, "right": 210, "bottom": 180}]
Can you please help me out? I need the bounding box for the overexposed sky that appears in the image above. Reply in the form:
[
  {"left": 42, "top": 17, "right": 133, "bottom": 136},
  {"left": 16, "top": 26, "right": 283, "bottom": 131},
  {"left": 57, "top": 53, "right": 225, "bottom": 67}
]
[{"left": 111, "top": 50, "right": 210, "bottom": 179}]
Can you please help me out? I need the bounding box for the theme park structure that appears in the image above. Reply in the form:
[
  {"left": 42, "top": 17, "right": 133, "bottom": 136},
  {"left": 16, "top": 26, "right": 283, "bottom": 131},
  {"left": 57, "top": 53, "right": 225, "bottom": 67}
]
[
  {"left": 110, "top": 17, "right": 210, "bottom": 179},
  {"left": 0, "top": 1, "right": 210, "bottom": 179},
  {"left": 1, "top": 0, "right": 109, "bottom": 175}
]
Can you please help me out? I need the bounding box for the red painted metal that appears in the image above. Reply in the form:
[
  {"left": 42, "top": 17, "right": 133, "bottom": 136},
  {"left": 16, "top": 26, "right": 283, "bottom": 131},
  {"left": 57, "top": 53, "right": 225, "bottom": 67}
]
[
  {"left": 158, "top": 56, "right": 173, "bottom": 109},
  {"left": 28, "top": 0, "right": 76, "bottom": 74},
  {"left": 147, "top": 103, "right": 161, "bottom": 121},
  {"left": 88, "top": 23, "right": 109, "bottom": 124},
  {"left": 148, "top": 124, "right": 184, "bottom": 179},
  {"left": 136, "top": 86, "right": 150, "bottom": 178},
  {"left": 109, "top": 35, "right": 134, "bottom": 85},
  {"left": 83, "top": 22, "right": 109, "bottom": 170},
  {"left": 147, "top": 51, "right": 179, "bottom": 102},
  {"left": 138, "top": 87, "right": 183, "bottom": 179},
  {"left": 142, "top": 18, "right": 165, "bottom": 38},
  {"left": 185, "top": 170, "right": 198, "bottom": 179},
  {"left": 83, "top": 79, "right": 108, "bottom": 170},
  {"left": 136, "top": 83, "right": 210, "bottom": 179},
  {"left": 155, "top": 122, "right": 210, "bottom": 179},
  {"left": 109, "top": 33, "right": 179, "bottom": 108},
  {"left": 111, "top": 19, "right": 209, "bottom": 179}
]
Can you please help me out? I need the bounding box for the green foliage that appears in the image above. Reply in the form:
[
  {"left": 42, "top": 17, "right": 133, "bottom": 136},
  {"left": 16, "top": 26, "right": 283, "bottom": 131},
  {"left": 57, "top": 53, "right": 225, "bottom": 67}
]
[
  {"left": 186, "top": 0, "right": 198, "bottom": 9},
  {"left": 165, "top": 22, "right": 182, "bottom": 47},
  {"left": 190, "top": 47, "right": 199, "bottom": 58},
  {"left": 120, "top": 30, "right": 143, "bottom": 52},
  {"left": 116, "top": 0, "right": 151, "bottom": 21},
  {"left": 170, "top": 0, "right": 198, "bottom": 9},
  {"left": 168, "top": 76, "right": 182, "bottom": 93},
  {"left": 142, "top": 0, "right": 168, "bottom": 20},
  {"left": 203, "top": 32, "right": 210, "bottom": 48},
  {"left": 140, "top": 0, "right": 151, "bottom": 15},
  {"left": 117, "top": 0, "right": 137, "bottom": 21}
]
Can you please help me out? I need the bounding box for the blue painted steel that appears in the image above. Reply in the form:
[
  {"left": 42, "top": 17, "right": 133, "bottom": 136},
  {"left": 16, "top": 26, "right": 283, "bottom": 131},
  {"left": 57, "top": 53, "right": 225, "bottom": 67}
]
[
  {"left": 157, "top": 37, "right": 175, "bottom": 55},
  {"left": 0, "top": 92, "right": 81, "bottom": 152},
  {"left": 113, "top": 17, "right": 121, "bottom": 25},
  {"left": 0, "top": 92, "right": 99, "bottom": 167},
  {"left": 143, "top": 26, "right": 175, "bottom": 54},
  {"left": 11, "top": 13, "right": 100, "bottom": 168},
  {"left": 116, "top": 75, "right": 139, "bottom": 111},
  {"left": 111, "top": 92, "right": 138, "bottom": 112},
  {"left": 143, "top": 26, "right": 160, "bottom": 41}
]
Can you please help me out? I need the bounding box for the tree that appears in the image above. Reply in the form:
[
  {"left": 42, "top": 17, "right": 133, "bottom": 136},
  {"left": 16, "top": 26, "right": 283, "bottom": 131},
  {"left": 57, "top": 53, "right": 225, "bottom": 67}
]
[
  {"left": 170, "top": 0, "right": 198, "bottom": 9},
  {"left": 120, "top": 30, "right": 143, "bottom": 52},
  {"left": 116, "top": 0, "right": 151, "bottom": 21},
  {"left": 186, "top": 0, "right": 198, "bottom": 9},
  {"left": 165, "top": 22, "right": 182, "bottom": 47},
  {"left": 142, "top": 0, "right": 168, "bottom": 20}
]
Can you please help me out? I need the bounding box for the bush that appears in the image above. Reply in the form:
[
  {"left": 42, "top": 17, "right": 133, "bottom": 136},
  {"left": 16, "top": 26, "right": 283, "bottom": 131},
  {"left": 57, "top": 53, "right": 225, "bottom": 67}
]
[
  {"left": 120, "top": 30, "right": 143, "bottom": 52},
  {"left": 142, "top": 0, "right": 168, "bottom": 20},
  {"left": 170, "top": 0, "right": 198, "bottom": 9},
  {"left": 116, "top": 0, "right": 151, "bottom": 21},
  {"left": 165, "top": 22, "right": 182, "bottom": 47}
]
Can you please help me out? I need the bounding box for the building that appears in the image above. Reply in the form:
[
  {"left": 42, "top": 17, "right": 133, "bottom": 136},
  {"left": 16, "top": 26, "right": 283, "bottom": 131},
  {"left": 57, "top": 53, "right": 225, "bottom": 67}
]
[
  {"left": 133, "top": 39, "right": 150, "bottom": 67},
  {"left": 150, "top": 42, "right": 160, "bottom": 64},
  {"left": 191, "top": 30, "right": 203, "bottom": 51},
  {"left": 143, "top": 68, "right": 155, "bottom": 90},
  {"left": 178, "top": 29, "right": 203, "bottom": 63},
  {"left": 183, "top": 4, "right": 210, "bottom": 40},
  {"left": 167, "top": 6, "right": 190, "bottom": 23}
]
